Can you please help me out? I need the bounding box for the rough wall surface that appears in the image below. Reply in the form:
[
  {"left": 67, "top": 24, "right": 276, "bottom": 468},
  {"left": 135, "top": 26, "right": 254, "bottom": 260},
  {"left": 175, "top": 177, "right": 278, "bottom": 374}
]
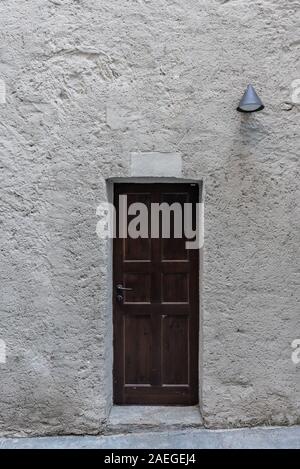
[{"left": 0, "top": 0, "right": 299, "bottom": 435}]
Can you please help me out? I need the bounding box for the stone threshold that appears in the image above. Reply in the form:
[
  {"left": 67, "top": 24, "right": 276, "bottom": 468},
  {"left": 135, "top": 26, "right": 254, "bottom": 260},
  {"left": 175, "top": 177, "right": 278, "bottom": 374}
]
[{"left": 106, "top": 405, "right": 203, "bottom": 434}]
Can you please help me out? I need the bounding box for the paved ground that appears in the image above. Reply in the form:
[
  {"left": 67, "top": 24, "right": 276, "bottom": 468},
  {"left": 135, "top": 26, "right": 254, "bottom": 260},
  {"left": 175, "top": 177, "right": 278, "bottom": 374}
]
[{"left": 0, "top": 426, "right": 299, "bottom": 449}]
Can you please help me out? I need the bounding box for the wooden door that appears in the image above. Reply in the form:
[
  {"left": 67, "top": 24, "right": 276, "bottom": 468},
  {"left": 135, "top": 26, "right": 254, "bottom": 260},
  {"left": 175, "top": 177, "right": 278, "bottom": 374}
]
[{"left": 113, "top": 183, "right": 199, "bottom": 405}]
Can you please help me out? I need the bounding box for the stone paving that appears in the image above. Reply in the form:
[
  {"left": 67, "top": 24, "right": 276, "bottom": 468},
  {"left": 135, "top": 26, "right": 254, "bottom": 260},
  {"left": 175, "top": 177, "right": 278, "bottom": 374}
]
[{"left": 0, "top": 426, "right": 299, "bottom": 449}]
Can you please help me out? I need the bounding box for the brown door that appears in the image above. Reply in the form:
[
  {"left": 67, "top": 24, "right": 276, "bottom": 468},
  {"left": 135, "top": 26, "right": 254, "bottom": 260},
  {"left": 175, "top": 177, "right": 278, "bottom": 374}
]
[{"left": 113, "top": 183, "right": 199, "bottom": 405}]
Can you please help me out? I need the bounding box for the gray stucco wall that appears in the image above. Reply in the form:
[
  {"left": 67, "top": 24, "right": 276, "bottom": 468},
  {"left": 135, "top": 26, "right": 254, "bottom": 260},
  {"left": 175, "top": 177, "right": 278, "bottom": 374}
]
[{"left": 0, "top": 0, "right": 299, "bottom": 435}]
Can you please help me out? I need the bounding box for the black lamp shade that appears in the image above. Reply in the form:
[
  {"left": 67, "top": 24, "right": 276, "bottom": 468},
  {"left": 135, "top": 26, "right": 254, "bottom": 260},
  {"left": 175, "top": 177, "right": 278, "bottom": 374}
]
[{"left": 237, "top": 84, "right": 265, "bottom": 113}]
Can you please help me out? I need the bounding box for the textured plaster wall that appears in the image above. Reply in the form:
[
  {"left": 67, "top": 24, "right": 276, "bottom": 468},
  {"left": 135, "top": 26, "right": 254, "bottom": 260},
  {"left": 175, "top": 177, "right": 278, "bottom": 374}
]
[{"left": 0, "top": 0, "right": 299, "bottom": 435}]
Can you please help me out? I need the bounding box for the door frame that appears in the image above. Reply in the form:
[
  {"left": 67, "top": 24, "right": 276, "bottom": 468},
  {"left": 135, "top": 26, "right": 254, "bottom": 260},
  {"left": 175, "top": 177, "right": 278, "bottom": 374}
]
[{"left": 105, "top": 177, "right": 203, "bottom": 411}]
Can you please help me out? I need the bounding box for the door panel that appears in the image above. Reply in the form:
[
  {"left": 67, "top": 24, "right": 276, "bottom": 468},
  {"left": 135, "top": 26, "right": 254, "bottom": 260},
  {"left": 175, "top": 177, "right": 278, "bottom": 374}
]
[
  {"left": 124, "top": 314, "right": 152, "bottom": 385},
  {"left": 123, "top": 273, "right": 151, "bottom": 303},
  {"left": 162, "top": 315, "right": 189, "bottom": 385},
  {"left": 113, "top": 183, "right": 199, "bottom": 405},
  {"left": 162, "top": 273, "right": 189, "bottom": 303}
]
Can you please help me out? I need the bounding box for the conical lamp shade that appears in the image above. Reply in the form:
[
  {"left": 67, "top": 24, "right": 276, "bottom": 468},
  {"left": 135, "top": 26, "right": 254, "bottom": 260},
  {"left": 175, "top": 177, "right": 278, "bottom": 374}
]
[{"left": 237, "top": 84, "right": 264, "bottom": 113}]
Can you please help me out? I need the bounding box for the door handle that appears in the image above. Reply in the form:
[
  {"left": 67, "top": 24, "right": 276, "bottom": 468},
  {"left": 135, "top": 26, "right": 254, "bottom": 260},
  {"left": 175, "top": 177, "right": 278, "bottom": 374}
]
[
  {"left": 116, "top": 284, "right": 133, "bottom": 291},
  {"left": 116, "top": 284, "right": 133, "bottom": 303}
]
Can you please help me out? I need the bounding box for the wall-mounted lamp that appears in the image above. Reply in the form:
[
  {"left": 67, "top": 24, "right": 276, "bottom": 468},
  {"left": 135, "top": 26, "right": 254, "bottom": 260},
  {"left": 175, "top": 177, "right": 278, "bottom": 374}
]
[{"left": 237, "top": 84, "right": 264, "bottom": 113}]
